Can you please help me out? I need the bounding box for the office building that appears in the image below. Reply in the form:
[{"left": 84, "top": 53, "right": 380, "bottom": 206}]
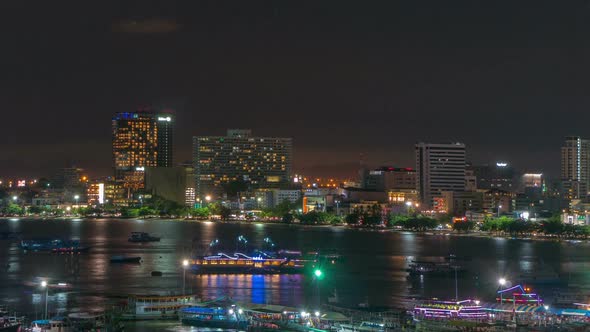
[
  {"left": 362, "top": 167, "right": 416, "bottom": 191},
  {"left": 561, "top": 136, "right": 590, "bottom": 199},
  {"left": 193, "top": 129, "right": 292, "bottom": 199},
  {"left": 467, "top": 162, "right": 516, "bottom": 191},
  {"left": 112, "top": 109, "right": 174, "bottom": 196},
  {"left": 416, "top": 142, "right": 466, "bottom": 210}
]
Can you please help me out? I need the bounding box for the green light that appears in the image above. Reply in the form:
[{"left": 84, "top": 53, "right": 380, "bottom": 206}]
[{"left": 314, "top": 269, "right": 323, "bottom": 278}]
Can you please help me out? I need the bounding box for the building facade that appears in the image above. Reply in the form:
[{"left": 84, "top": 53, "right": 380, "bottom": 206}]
[
  {"left": 416, "top": 142, "right": 466, "bottom": 210},
  {"left": 193, "top": 129, "right": 292, "bottom": 199},
  {"left": 112, "top": 109, "right": 174, "bottom": 198},
  {"left": 561, "top": 136, "right": 590, "bottom": 199}
]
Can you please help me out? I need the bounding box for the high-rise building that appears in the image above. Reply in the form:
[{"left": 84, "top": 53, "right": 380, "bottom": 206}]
[
  {"left": 416, "top": 142, "right": 466, "bottom": 210},
  {"left": 561, "top": 136, "right": 590, "bottom": 199},
  {"left": 193, "top": 129, "right": 292, "bottom": 199},
  {"left": 112, "top": 109, "right": 174, "bottom": 196}
]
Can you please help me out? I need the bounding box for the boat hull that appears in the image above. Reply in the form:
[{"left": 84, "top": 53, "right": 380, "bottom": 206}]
[
  {"left": 181, "top": 318, "right": 248, "bottom": 329},
  {"left": 0, "top": 324, "right": 20, "bottom": 332},
  {"left": 191, "top": 265, "right": 303, "bottom": 274}
]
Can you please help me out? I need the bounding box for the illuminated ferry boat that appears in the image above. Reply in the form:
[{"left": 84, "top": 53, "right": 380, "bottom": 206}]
[
  {"left": 190, "top": 252, "right": 305, "bottom": 274},
  {"left": 413, "top": 299, "right": 487, "bottom": 320},
  {"left": 180, "top": 303, "right": 249, "bottom": 329},
  {"left": 122, "top": 294, "right": 199, "bottom": 320}
]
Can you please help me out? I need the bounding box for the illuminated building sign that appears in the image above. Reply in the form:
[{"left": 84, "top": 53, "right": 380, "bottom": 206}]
[
  {"left": 135, "top": 167, "right": 145, "bottom": 171},
  {"left": 158, "top": 116, "right": 172, "bottom": 122},
  {"left": 496, "top": 162, "right": 508, "bottom": 167},
  {"left": 98, "top": 183, "right": 105, "bottom": 204},
  {"left": 17, "top": 180, "right": 26, "bottom": 187}
]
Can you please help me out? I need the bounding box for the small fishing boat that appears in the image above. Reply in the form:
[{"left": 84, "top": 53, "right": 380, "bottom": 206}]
[
  {"left": 407, "top": 261, "right": 466, "bottom": 276},
  {"left": 110, "top": 256, "right": 141, "bottom": 263},
  {"left": 128, "top": 232, "right": 160, "bottom": 242}
]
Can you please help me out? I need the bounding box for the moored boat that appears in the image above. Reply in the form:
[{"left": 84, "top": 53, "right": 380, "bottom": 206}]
[
  {"left": 21, "top": 239, "right": 87, "bottom": 252},
  {"left": 121, "top": 294, "right": 199, "bottom": 320},
  {"left": 407, "top": 261, "right": 466, "bottom": 276},
  {"left": 180, "top": 304, "right": 249, "bottom": 329},
  {"left": 110, "top": 255, "right": 141, "bottom": 263},
  {"left": 128, "top": 232, "right": 160, "bottom": 242},
  {"left": 190, "top": 252, "right": 304, "bottom": 274}
]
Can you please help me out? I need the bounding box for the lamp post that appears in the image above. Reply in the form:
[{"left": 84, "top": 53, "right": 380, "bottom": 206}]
[
  {"left": 498, "top": 278, "right": 506, "bottom": 304},
  {"left": 314, "top": 269, "right": 323, "bottom": 307},
  {"left": 335, "top": 200, "right": 340, "bottom": 216},
  {"left": 182, "top": 259, "right": 189, "bottom": 294},
  {"left": 12, "top": 196, "right": 17, "bottom": 202},
  {"left": 405, "top": 201, "right": 412, "bottom": 215},
  {"left": 497, "top": 204, "right": 502, "bottom": 217},
  {"left": 41, "top": 280, "right": 48, "bottom": 319}
]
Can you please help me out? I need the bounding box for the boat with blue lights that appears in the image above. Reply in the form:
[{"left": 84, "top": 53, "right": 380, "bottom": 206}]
[
  {"left": 190, "top": 237, "right": 306, "bottom": 274},
  {"left": 190, "top": 252, "right": 304, "bottom": 274},
  {"left": 179, "top": 302, "right": 249, "bottom": 329},
  {"left": 20, "top": 238, "right": 90, "bottom": 253}
]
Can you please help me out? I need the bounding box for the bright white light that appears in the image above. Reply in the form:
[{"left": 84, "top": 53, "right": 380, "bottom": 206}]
[
  {"left": 135, "top": 166, "right": 145, "bottom": 171},
  {"left": 238, "top": 309, "right": 243, "bottom": 314},
  {"left": 66, "top": 207, "right": 71, "bottom": 211},
  {"left": 182, "top": 259, "right": 189, "bottom": 267},
  {"left": 475, "top": 300, "right": 480, "bottom": 305},
  {"left": 544, "top": 305, "right": 549, "bottom": 310},
  {"left": 496, "top": 162, "right": 508, "bottom": 167},
  {"left": 498, "top": 278, "right": 506, "bottom": 286},
  {"left": 58, "top": 283, "right": 67, "bottom": 286},
  {"left": 521, "top": 211, "right": 530, "bottom": 220},
  {"left": 314, "top": 311, "right": 320, "bottom": 317},
  {"left": 98, "top": 183, "right": 105, "bottom": 204},
  {"left": 405, "top": 201, "right": 412, "bottom": 207},
  {"left": 41, "top": 281, "right": 47, "bottom": 288},
  {"left": 12, "top": 196, "right": 17, "bottom": 201},
  {"left": 205, "top": 195, "right": 211, "bottom": 201},
  {"left": 158, "top": 116, "right": 172, "bottom": 122},
  {"left": 74, "top": 195, "right": 80, "bottom": 200},
  {"left": 228, "top": 309, "right": 234, "bottom": 315}
]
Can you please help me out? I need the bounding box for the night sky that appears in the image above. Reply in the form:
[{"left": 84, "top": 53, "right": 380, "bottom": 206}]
[{"left": 1, "top": 1, "right": 590, "bottom": 179}]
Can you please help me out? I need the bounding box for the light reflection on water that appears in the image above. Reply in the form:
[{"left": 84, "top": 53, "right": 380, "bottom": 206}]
[{"left": 0, "top": 218, "right": 589, "bottom": 317}]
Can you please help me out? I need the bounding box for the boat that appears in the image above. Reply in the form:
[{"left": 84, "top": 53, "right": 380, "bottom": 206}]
[
  {"left": 413, "top": 299, "right": 487, "bottom": 320},
  {"left": 122, "top": 294, "right": 199, "bottom": 320},
  {"left": 110, "top": 256, "right": 141, "bottom": 263},
  {"left": 30, "top": 317, "right": 70, "bottom": 332},
  {"left": 407, "top": 261, "right": 466, "bottom": 276},
  {"left": 20, "top": 239, "right": 87, "bottom": 252},
  {"left": 337, "top": 321, "right": 386, "bottom": 332},
  {"left": 0, "top": 316, "right": 20, "bottom": 332},
  {"left": 190, "top": 252, "right": 304, "bottom": 274},
  {"left": 128, "top": 232, "right": 160, "bottom": 242},
  {"left": 180, "top": 304, "right": 249, "bottom": 329},
  {"left": 51, "top": 246, "right": 91, "bottom": 254}
]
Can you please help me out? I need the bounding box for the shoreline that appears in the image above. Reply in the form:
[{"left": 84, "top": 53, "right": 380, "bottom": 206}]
[{"left": 3, "top": 216, "right": 589, "bottom": 243}]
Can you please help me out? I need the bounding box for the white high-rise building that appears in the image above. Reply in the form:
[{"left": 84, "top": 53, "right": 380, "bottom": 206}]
[
  {"left": 561, "top": 136, "right": 590, "bottom": 199},
  {"left": 416, "top": 142, "right": 466, "bottom": 210}
]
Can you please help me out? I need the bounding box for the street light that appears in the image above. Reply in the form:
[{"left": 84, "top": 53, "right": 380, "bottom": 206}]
[
  {"left": 205, "top": 195, "right": 211, "bottom": 202},
  {"left": 498, "top": 278, "right": 507, "bottom": 304},
  {"left": 314, "top": 269, "right": 323, "bottom": 278},
  {"left": 497, "top": 205, "right": 503, "bottom": 217},
  {"left": 182, "top": 259, "right": 189, "bottom": 294},
  {"left": 12, "top": 196, "right": 17, "bottom": 201},
  {"left": 41, "top": 280, "right": 49, "bottom": 319}
]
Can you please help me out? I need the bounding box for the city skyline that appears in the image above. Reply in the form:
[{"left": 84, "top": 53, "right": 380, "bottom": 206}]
[{"left": 2, "top": 1, "right": 590, "bottom": 178}]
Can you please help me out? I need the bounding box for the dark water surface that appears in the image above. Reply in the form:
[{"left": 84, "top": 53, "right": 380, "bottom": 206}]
[{"left": 1, "top": 218, "right": 589, "bottom": 318}]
